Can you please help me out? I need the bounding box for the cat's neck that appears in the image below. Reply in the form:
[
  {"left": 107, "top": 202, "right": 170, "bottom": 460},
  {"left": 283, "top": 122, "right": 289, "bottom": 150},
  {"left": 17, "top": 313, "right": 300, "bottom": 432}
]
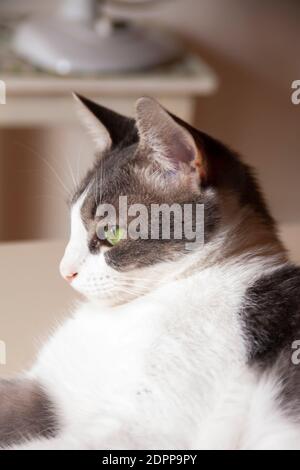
[
  {"left": 105, "top": 238, "right": 286, "bottom": 311},
  {"left": 101, "top": 249, "right": 286, "bottom": 315},
  {"left": 172, "top": 215, "right": 285, "bottom": 285},
  {"left": 93, "top": 208, "right": 288, "bottom": 310}
]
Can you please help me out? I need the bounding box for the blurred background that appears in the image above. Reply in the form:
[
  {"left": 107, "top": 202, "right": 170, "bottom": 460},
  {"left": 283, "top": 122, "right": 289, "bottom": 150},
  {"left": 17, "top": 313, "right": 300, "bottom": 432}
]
[{"left": 0, "top": 0, "right": 300, "bottom": 375}]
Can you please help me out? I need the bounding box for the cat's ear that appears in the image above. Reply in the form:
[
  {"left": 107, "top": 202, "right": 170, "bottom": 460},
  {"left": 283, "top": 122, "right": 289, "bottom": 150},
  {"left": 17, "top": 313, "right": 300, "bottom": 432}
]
[
  {"left": 73, "top": 93, "right": 138, "bottom": 153},
  {"left": 135, "top": 97, "right": 206, "bottom": 181}
]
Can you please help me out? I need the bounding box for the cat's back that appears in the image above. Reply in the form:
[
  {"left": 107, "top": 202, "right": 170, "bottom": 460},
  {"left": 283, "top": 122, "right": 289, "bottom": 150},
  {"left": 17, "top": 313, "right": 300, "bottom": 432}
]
[
  {"left": 26, "top": 262, "right": 300, "bottom": 449},
  {"left": 242, "top": 264, "right": 300, "bottom": 365}
]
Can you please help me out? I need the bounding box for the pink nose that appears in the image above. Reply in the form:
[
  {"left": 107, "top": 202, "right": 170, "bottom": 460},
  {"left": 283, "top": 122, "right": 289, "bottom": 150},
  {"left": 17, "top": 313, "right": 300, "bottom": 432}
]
[{"left": 64, "top": 272, "right": 78, "bottom": 283}]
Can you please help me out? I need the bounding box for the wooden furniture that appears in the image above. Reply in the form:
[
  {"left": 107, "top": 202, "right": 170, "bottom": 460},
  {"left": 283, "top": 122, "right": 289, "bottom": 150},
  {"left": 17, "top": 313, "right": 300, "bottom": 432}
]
[
  {"left": 0, "top": 240, "right": 72, "bottom": 377},
  {"left": 1, "top": 56, "right": 218, "bottom": 126}
]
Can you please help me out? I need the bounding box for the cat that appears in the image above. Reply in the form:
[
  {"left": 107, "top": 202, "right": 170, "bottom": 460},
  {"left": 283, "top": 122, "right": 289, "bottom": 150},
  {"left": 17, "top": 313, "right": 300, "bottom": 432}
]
[{"left": 1, "top": 95, "right": 300, "bottom": 450}]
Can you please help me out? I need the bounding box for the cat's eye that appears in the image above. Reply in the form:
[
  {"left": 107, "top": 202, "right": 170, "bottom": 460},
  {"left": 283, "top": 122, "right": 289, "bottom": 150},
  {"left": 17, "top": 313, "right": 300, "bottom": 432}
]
[{"left": 104, "top": 226, "right": 125, "bottom": 246}]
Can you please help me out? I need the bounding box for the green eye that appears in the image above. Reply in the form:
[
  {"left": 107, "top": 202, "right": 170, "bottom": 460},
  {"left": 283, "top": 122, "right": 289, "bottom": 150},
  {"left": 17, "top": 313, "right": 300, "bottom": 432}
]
[{"left": 104, "top": 226, "right": 125, "bottom": 246}]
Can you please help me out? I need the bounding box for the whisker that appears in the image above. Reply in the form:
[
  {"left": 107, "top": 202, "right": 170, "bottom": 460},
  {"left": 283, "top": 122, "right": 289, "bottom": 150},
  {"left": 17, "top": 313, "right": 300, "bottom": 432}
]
[
  {"left": 114, "top": 281, "right": 150, "bottom": 296},
  {"left": 15, "top": 142, "right": 72, "bottom": 198},
  {"left": 120, "top": 276, "right": 155, "bottom": 284},
  {"left": 76, "top": 140, "right": 84, "bottom": 188},
  {"left": 118, "top": 279, "right": 149, "bottom": 288},
  {"left": 65, "top": 155, "right": 77, "bottom": 190},
  {"left": 114, "top": 285, "right": 146, "bottom": 298},
  {"left": 99, "top": 158, "right": 104, "bottom": 204},
  {"left": 94, "top": 170, "right": 98, "bottom": 206}
]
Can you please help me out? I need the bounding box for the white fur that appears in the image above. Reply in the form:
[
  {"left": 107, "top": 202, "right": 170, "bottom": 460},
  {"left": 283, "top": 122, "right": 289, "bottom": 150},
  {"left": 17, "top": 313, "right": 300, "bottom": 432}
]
[
  {"left": 60, "top": 196, "right": 199, "bottom": 305},
  {"left": 12, "top": 197, "right": 300, "bottom": 450},
  {"left": 60, "top": 192, "right": 89, "bottom": 281}
]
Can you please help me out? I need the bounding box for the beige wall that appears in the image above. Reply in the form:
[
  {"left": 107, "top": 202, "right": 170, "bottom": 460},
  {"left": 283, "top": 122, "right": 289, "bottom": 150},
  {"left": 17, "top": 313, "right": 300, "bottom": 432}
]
[
  {"left": 1, "top": 0, "right": 300, "bottom": 239},
  {"left": 0, "top": 0, "right": 300, "bottom": 377},
  {"left": 0, "top": 126, "right": 94, "bottom": 240}
]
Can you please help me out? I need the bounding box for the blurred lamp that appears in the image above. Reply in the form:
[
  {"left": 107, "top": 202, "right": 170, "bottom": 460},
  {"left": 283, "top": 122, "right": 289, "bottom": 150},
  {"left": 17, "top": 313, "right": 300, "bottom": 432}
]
[{"left": 13, "top": 0, "right": 181, "bottom": 74}]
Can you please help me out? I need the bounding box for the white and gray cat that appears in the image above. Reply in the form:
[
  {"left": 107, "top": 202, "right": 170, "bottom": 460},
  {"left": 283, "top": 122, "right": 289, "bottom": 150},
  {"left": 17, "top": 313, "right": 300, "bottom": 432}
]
[{"left": 1, "top": 95, "right": 300, "bottom": 450}]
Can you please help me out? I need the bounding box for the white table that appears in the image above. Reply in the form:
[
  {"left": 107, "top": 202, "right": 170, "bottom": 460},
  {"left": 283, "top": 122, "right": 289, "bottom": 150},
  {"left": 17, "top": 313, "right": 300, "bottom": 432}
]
[
  {"left": 0, "top": 56, "right": 218, "bottom": 126},
  {"left": 0, "top": 240, "right": 73, "bottom": 377},
  {"left": 0, "top": 54, "right": 219, "bottom": 240}
]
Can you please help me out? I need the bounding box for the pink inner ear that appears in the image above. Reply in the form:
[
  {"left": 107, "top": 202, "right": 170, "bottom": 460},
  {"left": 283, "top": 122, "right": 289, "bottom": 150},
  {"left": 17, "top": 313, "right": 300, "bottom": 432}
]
[
  {"left": 159, "top": 125, "right": 202, "bottom": 178},
  {"left": 136, "top": 97, "right": 204, "bottom": 176},
  {"left": 193, "top": 147, "right": 207, "bottom": 181},
  {"left": 168, "top": 134, "right": 197, "bottom": 166}
]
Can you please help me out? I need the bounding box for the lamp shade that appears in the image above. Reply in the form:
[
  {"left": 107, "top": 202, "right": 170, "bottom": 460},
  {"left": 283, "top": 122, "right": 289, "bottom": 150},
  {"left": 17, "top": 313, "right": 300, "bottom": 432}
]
[{"left": 13, "top": 0, "right": 181, "bottom": 74}]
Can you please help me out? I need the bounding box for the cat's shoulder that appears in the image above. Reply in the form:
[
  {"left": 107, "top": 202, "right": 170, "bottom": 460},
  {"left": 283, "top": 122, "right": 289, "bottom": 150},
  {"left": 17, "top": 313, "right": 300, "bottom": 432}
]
[{"left": 241, "top": 263, "right": 300, "bottom": 364}]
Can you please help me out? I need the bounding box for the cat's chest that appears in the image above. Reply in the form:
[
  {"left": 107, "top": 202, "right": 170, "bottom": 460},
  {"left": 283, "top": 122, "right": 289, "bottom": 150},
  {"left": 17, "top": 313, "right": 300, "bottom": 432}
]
[{"left": 32, "top": 268, "right": 248, "bottom": 425}]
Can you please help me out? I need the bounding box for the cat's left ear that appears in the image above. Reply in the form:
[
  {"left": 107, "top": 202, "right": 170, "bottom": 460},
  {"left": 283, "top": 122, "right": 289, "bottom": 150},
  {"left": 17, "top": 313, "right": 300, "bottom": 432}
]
[
  {"left": 135, "top": 97, "right": 206, "bottom": 182},
  {"left": 73, "top": 93, "right": 138, "bottom": 153}
]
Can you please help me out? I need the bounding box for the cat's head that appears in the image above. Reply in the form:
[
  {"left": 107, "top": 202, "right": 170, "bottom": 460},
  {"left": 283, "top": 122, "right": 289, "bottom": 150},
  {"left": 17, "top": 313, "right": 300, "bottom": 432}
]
[{"left": 60, "top": 95, "right": 281, "bottom": 305}]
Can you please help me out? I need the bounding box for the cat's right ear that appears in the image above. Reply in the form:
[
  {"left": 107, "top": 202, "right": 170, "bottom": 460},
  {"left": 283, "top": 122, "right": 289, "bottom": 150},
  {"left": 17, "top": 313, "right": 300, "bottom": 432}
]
[{"left": 73, "top": 93, "right": 137, "bottom": 153}]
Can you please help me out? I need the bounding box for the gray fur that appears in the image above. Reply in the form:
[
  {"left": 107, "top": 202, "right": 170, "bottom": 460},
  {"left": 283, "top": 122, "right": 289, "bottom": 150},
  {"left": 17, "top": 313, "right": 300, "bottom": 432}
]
[
  {"left": 77, "top": 144, "right": 220, "bottom": 271},
  {"left": 1, "top": 96, "right": 296, "bottom": 449},
  {"left": 73, "top": 97, "right": 278, "bottom": 272},
  {"left": 241, "top": 265, "right": 300, "bottom": 417},
  {"left": 274, "top": 347, "right": 300, "bottom": 421},
  {"left": 0, "top": 379, "right": 58, "bottom": 447},
  {"left": 74, "top": 97, "right": 298, "bottom": 420}
]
